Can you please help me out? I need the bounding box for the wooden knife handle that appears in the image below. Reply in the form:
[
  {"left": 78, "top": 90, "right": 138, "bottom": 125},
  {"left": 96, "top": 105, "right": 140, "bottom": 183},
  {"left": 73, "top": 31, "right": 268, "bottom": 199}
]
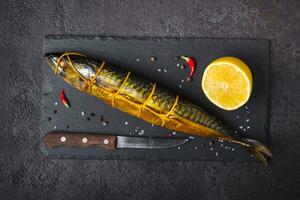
[{"left": 43, "top": 131, "right": 117, "bottom": 150}]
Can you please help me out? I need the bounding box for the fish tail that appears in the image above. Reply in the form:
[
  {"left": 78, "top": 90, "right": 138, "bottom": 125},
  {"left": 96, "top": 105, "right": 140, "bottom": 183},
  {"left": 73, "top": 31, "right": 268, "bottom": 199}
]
[{"left": 231, "top": 138, "right": 272, "bottom": 165}]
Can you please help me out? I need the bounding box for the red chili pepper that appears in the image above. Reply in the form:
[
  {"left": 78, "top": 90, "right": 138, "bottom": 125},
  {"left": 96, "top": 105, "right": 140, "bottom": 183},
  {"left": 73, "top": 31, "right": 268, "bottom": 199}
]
[
  {"left": 60, "top": 90, "right": 70, "bottom": 108},
  {"left": 181, "top": 56, "right": 196, "bottom": 77}
]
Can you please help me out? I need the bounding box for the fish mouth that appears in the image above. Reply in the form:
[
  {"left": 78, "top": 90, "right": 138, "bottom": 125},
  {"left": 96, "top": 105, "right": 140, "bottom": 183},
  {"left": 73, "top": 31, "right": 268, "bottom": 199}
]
[
  {"left": 44, "top": 53, "right": 61, "bottom": 71},
  {"left": 44, "top": 53, "right": 61, "bottom": 70}
]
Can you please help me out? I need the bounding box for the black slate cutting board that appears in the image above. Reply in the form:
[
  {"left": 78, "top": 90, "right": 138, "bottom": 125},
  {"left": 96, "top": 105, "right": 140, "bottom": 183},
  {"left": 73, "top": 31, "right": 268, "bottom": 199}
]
[{"left": 40, "top": 36, "right": 270, "bottom": 162}]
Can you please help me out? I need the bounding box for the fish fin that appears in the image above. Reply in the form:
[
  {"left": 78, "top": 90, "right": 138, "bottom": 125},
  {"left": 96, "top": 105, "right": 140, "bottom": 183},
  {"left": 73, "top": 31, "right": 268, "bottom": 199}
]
[{"left": 238, "top": 138, "right": 272, "bottom": 166}]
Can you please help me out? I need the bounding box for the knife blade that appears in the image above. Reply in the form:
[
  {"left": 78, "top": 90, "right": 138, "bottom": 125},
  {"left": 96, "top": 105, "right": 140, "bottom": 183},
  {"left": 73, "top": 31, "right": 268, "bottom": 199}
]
[{"left": 43, "top": 131, "right": 189, "bottom": 150}]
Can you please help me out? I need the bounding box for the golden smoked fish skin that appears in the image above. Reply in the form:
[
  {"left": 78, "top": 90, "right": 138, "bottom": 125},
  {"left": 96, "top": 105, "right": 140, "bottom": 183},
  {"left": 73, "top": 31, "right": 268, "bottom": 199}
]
[{"left": 45, "top": 52, "right": 272, "bottom": 165}]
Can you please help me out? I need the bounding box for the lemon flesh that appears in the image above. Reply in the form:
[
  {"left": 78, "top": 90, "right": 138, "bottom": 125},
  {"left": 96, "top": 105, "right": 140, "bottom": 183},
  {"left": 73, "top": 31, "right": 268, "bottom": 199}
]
[{"left": 201, "top": 57, "right": 252, "bottom": 110}]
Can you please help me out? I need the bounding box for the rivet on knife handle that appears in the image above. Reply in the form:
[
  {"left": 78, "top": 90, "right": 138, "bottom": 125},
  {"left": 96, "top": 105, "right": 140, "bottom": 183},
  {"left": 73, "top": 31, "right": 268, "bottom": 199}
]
[{"left": 43, "top": 131, "right": 117, "bottom": 150}]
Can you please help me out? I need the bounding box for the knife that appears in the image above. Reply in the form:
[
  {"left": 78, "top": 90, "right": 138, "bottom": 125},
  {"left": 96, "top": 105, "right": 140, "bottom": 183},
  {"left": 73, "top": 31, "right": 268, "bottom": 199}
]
[{"left": 43, "top": 131, "right": 189, "bottom": 150}]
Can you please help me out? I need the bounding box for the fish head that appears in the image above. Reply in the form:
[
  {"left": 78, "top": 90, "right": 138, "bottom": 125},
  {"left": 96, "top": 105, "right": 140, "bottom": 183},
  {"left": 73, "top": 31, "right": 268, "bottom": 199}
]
[
  {"left": 44, "top": 53, "right": 94, "bottom": 92},
  {"left": 44, "top": 53, "right": 66, "bottom": 76}
]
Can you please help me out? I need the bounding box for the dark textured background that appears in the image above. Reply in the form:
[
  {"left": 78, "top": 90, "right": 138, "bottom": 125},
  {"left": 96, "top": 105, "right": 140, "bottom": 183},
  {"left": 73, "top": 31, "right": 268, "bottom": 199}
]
[{"left": 0, "top": 0, "right": 299, "bottom": 199}]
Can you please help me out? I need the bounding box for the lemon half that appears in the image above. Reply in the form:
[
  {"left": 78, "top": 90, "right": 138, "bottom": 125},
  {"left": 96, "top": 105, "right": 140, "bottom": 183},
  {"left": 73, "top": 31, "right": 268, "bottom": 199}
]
[{"left": 201, "top": 57, "right": 252, "bottom": 110}]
